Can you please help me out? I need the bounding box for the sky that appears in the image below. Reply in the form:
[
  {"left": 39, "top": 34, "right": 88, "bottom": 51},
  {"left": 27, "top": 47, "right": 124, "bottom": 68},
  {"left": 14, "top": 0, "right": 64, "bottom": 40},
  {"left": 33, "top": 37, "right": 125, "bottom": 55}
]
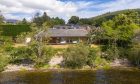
[{"left": 0, "top": 0, "right": 140, "bottom": 21}]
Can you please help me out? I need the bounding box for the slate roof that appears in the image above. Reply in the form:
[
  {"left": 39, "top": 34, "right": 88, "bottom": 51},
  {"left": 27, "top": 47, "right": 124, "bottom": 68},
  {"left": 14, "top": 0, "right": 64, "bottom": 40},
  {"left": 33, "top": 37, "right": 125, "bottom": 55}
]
[{"left": 36, "top": 28, "right": 89, "bottom": 38}]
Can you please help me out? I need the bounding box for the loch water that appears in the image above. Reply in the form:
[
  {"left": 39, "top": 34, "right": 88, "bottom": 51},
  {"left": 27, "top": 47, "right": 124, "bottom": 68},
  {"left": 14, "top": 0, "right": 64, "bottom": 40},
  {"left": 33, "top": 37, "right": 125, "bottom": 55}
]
[{"left": 0, "top": 68, "right": 140, "bottom": 84}]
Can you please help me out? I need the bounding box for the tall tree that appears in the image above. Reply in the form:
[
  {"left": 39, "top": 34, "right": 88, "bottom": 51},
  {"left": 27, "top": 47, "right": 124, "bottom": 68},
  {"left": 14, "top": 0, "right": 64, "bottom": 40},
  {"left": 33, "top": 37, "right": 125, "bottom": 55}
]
[
  {"left": 32, "top": 12, "right": 43, "bottom": 27},
  {"left": 0, "top": 11, "right": 4, "bottom": 24},
  {"left": 102, "top": 13, "right": 139, "bottom": 46},
  {"left": 68, "top": 16, "right": 79, "bottom": 25},
  {"left": 32, "top": 12, "right": 65, "bottom": 27},
  {"left": 42, "top": 12, "right": 50, "bottom": 22},
  {"left": 52, "top": 17, "right": 65, "bottom": 25},
  {"left": 79, "top": 18, "right": 92, "bottom": 25},
  {"left": 21, "top": 18, "right": 28, "bottom": 24}
]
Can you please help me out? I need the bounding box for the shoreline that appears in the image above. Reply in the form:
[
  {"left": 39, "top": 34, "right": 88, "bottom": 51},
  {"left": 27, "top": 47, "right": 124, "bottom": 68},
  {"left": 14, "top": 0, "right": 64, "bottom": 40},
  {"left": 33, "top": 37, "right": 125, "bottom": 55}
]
[{"left": 1, "top": 64, "right": 138, "bottom": 73}]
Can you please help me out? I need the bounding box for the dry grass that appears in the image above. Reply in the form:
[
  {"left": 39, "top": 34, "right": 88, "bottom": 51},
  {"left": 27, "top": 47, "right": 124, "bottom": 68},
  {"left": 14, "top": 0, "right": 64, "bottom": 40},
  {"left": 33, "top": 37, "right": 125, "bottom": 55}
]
[
  {"left": 50, "top": 44, "right": 99, "bottom": 49},
  {"left": 13, "top": 43, "right": 99, "bottom": 49},
  {"left": 13, "top": 43, "right": 27, "bottom": 48},
  {"left": 49, "top": 45, "right": 69, "bottom": 49}
]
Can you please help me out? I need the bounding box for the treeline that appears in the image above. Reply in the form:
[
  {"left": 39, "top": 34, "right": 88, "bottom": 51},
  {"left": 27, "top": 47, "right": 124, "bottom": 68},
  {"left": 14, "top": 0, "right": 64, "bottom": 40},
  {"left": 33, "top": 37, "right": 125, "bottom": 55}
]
[
  {"left": 32, "top": 12, "right": 65, "bottom": 27},
  {"left": 67, "top": 9, "right": 140, "bottom": 26}
]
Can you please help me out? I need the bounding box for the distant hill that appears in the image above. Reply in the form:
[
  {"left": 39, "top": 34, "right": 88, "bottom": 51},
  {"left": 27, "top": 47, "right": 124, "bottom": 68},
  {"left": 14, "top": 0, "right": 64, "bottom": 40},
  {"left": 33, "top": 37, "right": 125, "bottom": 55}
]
[{"left": 89, "top": 9, "right": 140, "bottom": 26}]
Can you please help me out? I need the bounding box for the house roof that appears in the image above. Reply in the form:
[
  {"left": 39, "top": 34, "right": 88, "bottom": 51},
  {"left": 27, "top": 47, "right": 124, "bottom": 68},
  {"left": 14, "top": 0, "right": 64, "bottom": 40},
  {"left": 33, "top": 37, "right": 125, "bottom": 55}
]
[{"left": 36, "top": 28, "right": 89, "bottom": 38}]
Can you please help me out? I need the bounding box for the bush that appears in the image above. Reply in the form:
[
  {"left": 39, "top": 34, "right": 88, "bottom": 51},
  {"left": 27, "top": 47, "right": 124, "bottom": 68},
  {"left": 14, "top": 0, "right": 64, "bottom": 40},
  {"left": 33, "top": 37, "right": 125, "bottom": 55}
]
[
  {"left": 8, "top": 42, "right": 56, "bottom": 67},
  {"left": 102, "top": 45, "right": 119, "bottom": 61},
  {"left": 94, "top": 56, "right": 108, "bottom": 68},
  {"left": 63, "top": 43, "right": 89, "bottom": 69},
  {"left": 87, "top": 47, "right": 100, "bottom": 68},
  {"left": 118, "top": 47, "right": 129, "bottom": 58},
  {"left": 0, "top": 25, "right": 31, "bottom": 37},
  {"left": 127, "top": 44, "right": 140, "bottom": 66},
  {"left": 30, "top": 42, "right": 56, "bottom": 67},
  {"left": 10, "top": 46, "right": 33, "bottom": 64},
  {"left": 0, "top": 36, "right": 13, "bottom": 44},
  {"left": 0, "top": 53, "right": 10, "bottom": 71}
]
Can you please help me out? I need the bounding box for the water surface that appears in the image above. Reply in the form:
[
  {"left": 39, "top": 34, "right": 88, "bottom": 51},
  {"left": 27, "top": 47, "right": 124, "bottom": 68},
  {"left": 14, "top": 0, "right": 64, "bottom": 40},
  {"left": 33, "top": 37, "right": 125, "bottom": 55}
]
[{"left": 0, "top": 68, "right": 140, "bottom": 84}]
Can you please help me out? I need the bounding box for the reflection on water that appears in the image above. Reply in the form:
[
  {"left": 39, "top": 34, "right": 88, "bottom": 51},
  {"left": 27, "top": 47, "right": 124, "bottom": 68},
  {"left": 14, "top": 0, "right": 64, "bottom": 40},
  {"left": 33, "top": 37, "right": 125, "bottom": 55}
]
[
  {"left": 0, "top": 70, "right": 96, "bottom": 84},
  {"left": 51, "top": 71, "right": 63, "bottom": 84},
  {"left": 0, "top": 68, "right": 140, "bottom": 84},
  {"left": 95, "top": 69, "right": 107, "bottom": 84}
]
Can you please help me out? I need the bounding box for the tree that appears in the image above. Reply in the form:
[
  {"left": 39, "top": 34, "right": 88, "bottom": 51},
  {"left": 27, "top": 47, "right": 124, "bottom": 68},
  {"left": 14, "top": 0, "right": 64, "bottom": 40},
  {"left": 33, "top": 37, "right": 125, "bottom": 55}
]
[
  {"left": 32, "top": 12, "right": 65, "bottom": 27},
  {"left": 63, "top": 43, "right": 89, "bottom": 69},
  {"left": 42, "top": 12, "right": 50, "bottom": 22},
  {"left": 102, "top": 13, "right": 139, "bottom": 45},
  {"left": 21, "top": 18, "right": 28, "bottom": 24},
  {"left": 68, "top": 16, "right": 79, "bottom": 24},
  {"left": 128, "top": 44, "right": 140, "bottom": 66},
  {"left": 42, "top": 20, "right": 54, "bottom": 28},
  {"left": 32, "top": 12, "right": 43, "bottom": 27},
  {"left": 101, "top": 13, "right": 139, "bottom": 60},
  {"left": 79, "top": 18, "right": 92, "bottom": 25},
  {"left": 0, "top": 11, "right": 4, "bottom": 24},
  {"left": 29, "top": 40, "right": 55, "bottom": 67},
  {"left": 52, "top": 17, "right": 65, "bottom": 25},
  {"left": 0, "top": 53, "right": 10, "bottom": 71},
  {"left": 124, "top": 10, "right": 140, "bottom": 25}
]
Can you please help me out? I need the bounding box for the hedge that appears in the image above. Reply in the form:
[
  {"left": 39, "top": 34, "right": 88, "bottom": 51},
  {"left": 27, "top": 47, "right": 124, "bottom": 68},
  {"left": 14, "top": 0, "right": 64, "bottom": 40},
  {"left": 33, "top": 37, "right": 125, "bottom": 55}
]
[{"left": 0, "top": 25, "right": 31, "bottom": 37}]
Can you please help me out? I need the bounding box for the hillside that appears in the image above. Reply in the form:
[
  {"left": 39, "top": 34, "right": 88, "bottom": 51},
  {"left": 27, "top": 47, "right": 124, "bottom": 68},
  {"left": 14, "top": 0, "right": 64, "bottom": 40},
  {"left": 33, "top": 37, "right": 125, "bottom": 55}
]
[{"left": 89, "top": 9, "right": 140, "bottom": 26}]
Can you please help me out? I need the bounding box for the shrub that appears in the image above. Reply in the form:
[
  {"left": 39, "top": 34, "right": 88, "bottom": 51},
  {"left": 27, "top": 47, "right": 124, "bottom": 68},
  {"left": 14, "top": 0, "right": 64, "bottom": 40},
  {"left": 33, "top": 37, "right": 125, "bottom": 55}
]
[
  {"left": 127, "top": 44, "right": 140, "bottom": 66},
  {"left": 0, "top": 36, "right": 13, "bottom": 44},
  {"left": 10, "top": 46, "right": 33, "bottom": 64},
  {"left": 94, "top": 56, "right": 108, "bottom": 68},
  {"left": 0, "top": 25, "right": 31, "bottom": 37},
  {"left": 63, "top": 43, "right": 89, "bottom": 69},
  {"left": 0, "top": 53, "right": 10, "bottom": 71},
  {"left": 87, "top": 47, "right": 100, "bottom": 68},
  {"left": 30, "top": 42, "right": 56, "bottom": 67},
  {"left": 102, "top": 45, "right": 119, "bottom": 61}
]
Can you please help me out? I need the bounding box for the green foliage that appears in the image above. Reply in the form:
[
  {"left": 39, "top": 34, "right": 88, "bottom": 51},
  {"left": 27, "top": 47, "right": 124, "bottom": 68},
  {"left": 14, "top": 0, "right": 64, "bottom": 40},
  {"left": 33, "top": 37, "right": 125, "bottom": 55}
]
[
  {"left": 102, "top": 14, "right": 138, "bottom": 41},
  {"left": 0, "top": 36, "right": 13, "bottom": 44},
  {"left": 68, "top": 16, "right": 79, "bottom": 25},
  {"left": 30, "top": 42, "right": 56, "bottom": 67},
  {"left": 69, "top": 9, "right": 140, "bottom": 26},
  {"left": 42, "top": 17, "right": 65, "bottom": 28},
  {"left": 87, "top": 47, "right": 100, "bottom": 68},
  {"left": 102, "top": 45, "right": 119, "bottom": 61},
  {"left": 94, "top": 56, "right": 108, "bottom": 68},
  {"left": 32, "top": 12, "right": 65, "bottom": 27},
  {"left": 127, "top": 44, "right": 140, "bottom": 66},
  {"left": 16, "top": 32, "right": 29, "bottom": 43},
  {"left": 10, "top": 46, "right": 33, "bottom": 63},
  {"left": 0, "top": 25, "right": 31, "bottom": 37},
  {"left": 0, "top": 53, "right": 10, "bottom": 71},
  {"left": 91, "top": 9, "right": 140, "bottom": 26},
  {"left": 63, "top": 43, "right": 89, "bottom": 69},
  {"left": 52, "top": 17, "right": 65, "bottom": 26},
  {"left": 33, "top": 12, "right": 44, "bottom": 27},
  {"left": 21, "top": 18, "right": 28, "bottom": 24},
  {"left": 101, "top": 13, "right": 139, "bottom": 48},
  {"left": 0, "top": 11, "right": 4, "bottom": 24},
  {"left": 78, "top": 18, "right": 92, "bottom": 25},
  {"left": 6, "top": 41, "right": 56, "bottom": 67}
]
